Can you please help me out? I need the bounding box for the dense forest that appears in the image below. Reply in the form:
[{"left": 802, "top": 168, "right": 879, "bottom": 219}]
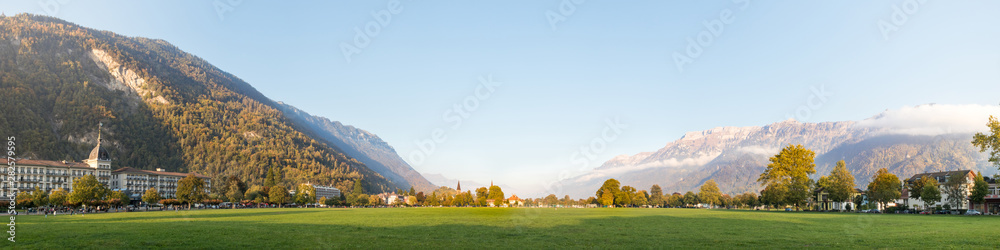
[{"left": 0, "top": 14, "right": 395, "bottom": 194}]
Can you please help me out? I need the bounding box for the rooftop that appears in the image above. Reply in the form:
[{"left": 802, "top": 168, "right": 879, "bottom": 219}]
[
  {"left": 112, "top": 167, "right": 210, "bottom": 179},
  {"left": 2, "top": 158, "right": 94, "bottom": 169}
]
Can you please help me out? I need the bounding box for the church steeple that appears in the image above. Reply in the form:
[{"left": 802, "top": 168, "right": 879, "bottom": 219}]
[
  {"left": 456, "top": 181, "right": 461, "bottom": 192},
  {"left": 88, "top": 122, "right": 110, "bottom": 162}
]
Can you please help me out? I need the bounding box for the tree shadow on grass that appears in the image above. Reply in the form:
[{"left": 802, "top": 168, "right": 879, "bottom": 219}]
[
  {"left": 10, "top": 209, "right": 1000, "bottom": 249},
  {"left": 33, "top": 209, "right": 335, "bottom": 223}
]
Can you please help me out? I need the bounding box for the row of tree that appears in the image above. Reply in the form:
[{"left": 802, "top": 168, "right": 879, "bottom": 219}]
[{"left": 12, "top": 172, "right": 207, "bottom": 211}]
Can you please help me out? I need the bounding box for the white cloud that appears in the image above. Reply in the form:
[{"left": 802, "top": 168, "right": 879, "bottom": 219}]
[
  {"left": 857, "top": 104, "right": 1000, "bottom": 136},
  {"left": 571, "top": 152, "right": 720, "bottom": 182},
  {"left": 734, "top": 146, "right": 779, "bottom": 155}
]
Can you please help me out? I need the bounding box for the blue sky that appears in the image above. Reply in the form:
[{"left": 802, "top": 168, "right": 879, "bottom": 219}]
[{"left": 5, "top": 1, "right": 1000, "bottom": 195}]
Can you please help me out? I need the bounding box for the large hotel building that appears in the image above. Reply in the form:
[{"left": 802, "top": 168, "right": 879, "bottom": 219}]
[{"left": 1, "top": 127, "right": 210, "bottom": 202}]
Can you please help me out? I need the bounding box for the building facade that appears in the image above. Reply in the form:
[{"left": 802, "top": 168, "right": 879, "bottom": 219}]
[
  {"left": 900, "top": 170, "right": 977, "bottom": 210},
  {"left": 977, "top": 176, "right": 999, "bottom": 215},
  {"left": 110, "top": 167, "right": 212, "bottom": 201},
  {"left": 313, "top": 184, "right": 341, "bottom": 200},
  {"left": 2, "top": 125, "right": 210, "bottom": 202}
]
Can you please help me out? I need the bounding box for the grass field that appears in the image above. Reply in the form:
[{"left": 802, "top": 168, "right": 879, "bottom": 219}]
[{"left": 3, "top": 208, "right": 998, "bottom": 249}]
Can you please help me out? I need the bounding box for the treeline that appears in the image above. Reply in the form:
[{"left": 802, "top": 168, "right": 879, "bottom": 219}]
[{"left": 0, "top": 14, "right": 395, "bottom": 193}]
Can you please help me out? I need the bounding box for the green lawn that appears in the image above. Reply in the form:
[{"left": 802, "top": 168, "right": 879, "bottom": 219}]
[{"left": 3, "top": 208, "right": 998, "bottom": 249}]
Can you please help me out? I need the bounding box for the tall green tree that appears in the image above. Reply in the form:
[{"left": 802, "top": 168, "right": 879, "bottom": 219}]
[
  {"left": 176, "top": 174, "right": 208, "bottom": 210},
  {"left": 226, "top": 184, "right": 244, "bottom": 209},
  {"left": 264, "top": 167, "right": 281, "bottom": 188},
  {"left": 668, "top": 193, "right": 683, "bottom": 207},
  {"left": 224, "top": 176, "right": 246, "bottom": 206},
  {"left": 634, "top": 190, "right": 649, "bottom": 207},
  {"left": 475, "top": 187, "right": 489, "bottom": 206},
  {"left": 970, "top": 172, "right": 989, "bottom": 211},
  {"left": 758, "top": 144, "right": 816, "bottom": 210},
  {"left": 617, "top": 186, "right": 636, "bottom": 207},
  {"left": 942, "top": 173, "right": 968, "bottom": 210},
  {"left": 49, "top": 188, "right": 68, "bottom": 207},
  {"left": 698, "top": 179, "right": 721, "bottom": 208},
  {"left": 972, "top": 115, "right": 1000, "bottom": 171},
  {"left": 599, "top": 190, "right": 615, "bottom": 207},
  {"left": 866, "top": 168, "right": 901, "bottom": 211},
  {"left": 683, "top": 191, "right": 698, "bottom": 207},
  {"left": 596, "top": 179, "right": 621, "bottom": 207},
  {"left": 269, "top": 185, "right": 290, "bottom": 208},
  {"left": 245, "top": 185, "right": 266, "bottom": 207},
  {"left": 31, "top": 186, "right": 49, "bottom": 208},
  {"left": 920, "top": 178, "right": 941, "bottom": 211},
  {"left": 827, "top": 160, "right": 856, "bottom": 212},
  {"left": 68, "top": 174, "right": 108, "bottom": 207},
  {"left": 487, "top": 185, "right": 505, "bottom": 206},
  {"left": 143, "top": 188, "right": 163, "bottom": 207},
  {"left": 295, "top": 184, "right": 317, "bottom": 206},
  {"left": 107, "top": 190, "right": 129, "bottom": 209},
  {"left": 649, "top": 185, "right": 664, "bottom": 207},
  {"left": 907, "top": 175, "right": 930, "bottom": 202}
]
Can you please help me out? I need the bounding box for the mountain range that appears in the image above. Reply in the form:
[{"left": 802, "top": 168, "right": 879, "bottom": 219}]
[
  {"left": 0, "top": 14, "right": 432, "bottom": 193},
  {"left": 560, "top": 104, "right": 999, "bottom": 198}
]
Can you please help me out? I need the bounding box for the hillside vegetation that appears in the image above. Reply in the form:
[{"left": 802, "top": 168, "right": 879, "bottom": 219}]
[{"left": 0, "top": 14, "right": 394, "bottom": 193}]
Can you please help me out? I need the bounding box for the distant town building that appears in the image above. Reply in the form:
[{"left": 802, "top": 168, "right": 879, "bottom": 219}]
[
  {"left": 981, "top": 176, "right": 999, "bottom": 215},
  {"left": 0, "top": 124, "right": 210, "bottom": 201},
  {"left": 290, "top": 183, "right": 341, "bottom": 201},
  {"left": 313, "top": 184, "right": 341, "bottom": 200},
  {"left": 900, "top": 170, "right": 977, "bottom": 210},
  {"left": 507, "top": 194, "right": 523, "bottom": 206},
  {"left": 110, "top": 167, "right": 211, "bottom": 201}
]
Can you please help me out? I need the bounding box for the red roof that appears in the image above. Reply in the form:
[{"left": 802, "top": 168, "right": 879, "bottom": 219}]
[
  {"left": 1, "top": 158, "right": 93, "bottom": 169},
  {"left": 0, "top": 159, "right": 209, "bottom": 178}
]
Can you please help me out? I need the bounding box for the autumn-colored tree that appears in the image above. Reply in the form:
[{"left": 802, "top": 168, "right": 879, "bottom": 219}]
[
  {"left": 970, "top": 171, "right": 989, "bottom": 211},
  {"left": 269, "top": 185, "right": 290, "bottom": 208},
  {"left": 758, "top": 144, "right": 816, "bottom": 210},
  {"left": 866, "top": 168, "right": 901, "bottom": 211},
  {"left": 596, "top": 179, "right": 621, "bottom": 207},
  {"left": 827, "top": 160, "right": 856, "bottom": 211},
  {"left": 972, "top": 115, "right": 1000, "bottom": 171},
  {"left": 177, "top": 174, "right": 207, "bottom": 210},
  {"left": 143, "top": 188, "right": 162, "bottom": 207},
  {"left": 698, "top": 180, "right": 721, "bottom": 208}
]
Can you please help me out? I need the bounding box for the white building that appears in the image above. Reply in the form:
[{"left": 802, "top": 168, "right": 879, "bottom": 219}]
[
  {"left": 313, "top": 184, "right": 341, "bottom": 200},
  {"left": 900, "top": 170, "right": 977, "bottom": 210},
  {"left": 110, "top": 167, "right": 212, "bottom": 201},
  {"left": 0, "top": 130, "right": 113, "bottom": 197},
  {"left": 1, "top": 125, "right": 210, "bottom": 202}
]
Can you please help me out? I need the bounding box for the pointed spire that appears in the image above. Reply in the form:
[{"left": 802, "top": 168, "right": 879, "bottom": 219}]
[
  {"left": 97, "top": 122, "right": 103, "bottom": 143},
  {"left": 456, "top": 181, "right": 461, "bottom": 191}
]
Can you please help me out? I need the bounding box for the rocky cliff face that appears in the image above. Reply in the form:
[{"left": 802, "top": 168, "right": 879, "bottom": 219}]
[
  {"left": 277, "top": 102, "right": 437, "bottom": 193},
  {"left": 563, "top": 106, "right": 997, "bottom": 198}
]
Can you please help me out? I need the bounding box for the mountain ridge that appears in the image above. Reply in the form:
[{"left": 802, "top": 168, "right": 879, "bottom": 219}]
[
  {"left": 564, "top": 105, "right": 997, "bottom": 198},
  {"left": 0, "top": 14, "right": 422, "bottom": 193}
]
